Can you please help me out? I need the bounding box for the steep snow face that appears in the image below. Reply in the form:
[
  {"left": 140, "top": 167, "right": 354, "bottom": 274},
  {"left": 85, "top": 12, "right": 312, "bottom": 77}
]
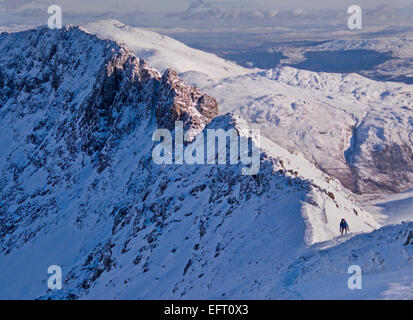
[
  {"left": 0, "top": 26, "right": 378, "bottom": 299},
  {"left": 82, "top": 20, "right": 253, "bottom": 84},
  {"left": 275, "top": 222, "right": 413, "bottom": 299},
  {"left": 205, "top": 67, "right": 413, "bottom": 194}
]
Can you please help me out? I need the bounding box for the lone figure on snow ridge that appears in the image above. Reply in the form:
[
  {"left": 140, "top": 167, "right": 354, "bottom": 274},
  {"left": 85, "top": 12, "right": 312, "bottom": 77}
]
[{"left": 340, "top": 218, "right": 350, "bottom": 235}]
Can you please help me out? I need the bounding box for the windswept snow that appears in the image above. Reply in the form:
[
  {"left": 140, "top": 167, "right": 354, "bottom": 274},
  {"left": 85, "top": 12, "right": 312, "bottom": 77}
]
[
  {"left": 82, "top": 20, "right": 253, "bottom": 83},
  {"left": 275, "top": 222, "right": 413, "bottom": 299}
]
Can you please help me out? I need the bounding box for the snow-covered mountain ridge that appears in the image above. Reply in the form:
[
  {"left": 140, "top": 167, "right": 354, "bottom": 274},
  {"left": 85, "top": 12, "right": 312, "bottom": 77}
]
[
  {"left": 276, "top": 221, "right": 413, "bottom": 299},
  {"left": 0, "top": 25, "right": 385, "bottom": 299},
  {"left": 82, "top": 19, "right": 253, "bottom": 83},
  {"left": 81, "top": 20, "right": 413, "bottom": 195}
]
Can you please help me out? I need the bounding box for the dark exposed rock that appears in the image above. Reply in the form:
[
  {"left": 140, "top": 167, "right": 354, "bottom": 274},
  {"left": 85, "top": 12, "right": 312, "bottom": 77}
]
[{"left": 156, "top": 69, "right": 218, "bottom": 132}]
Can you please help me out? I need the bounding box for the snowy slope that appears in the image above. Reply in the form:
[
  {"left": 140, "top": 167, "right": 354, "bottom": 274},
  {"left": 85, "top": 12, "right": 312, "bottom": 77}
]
[
  {"left": 0, "top": 25, "right": 380, "bottom": 299},
  {"left": 82, "top": 21, "right": 413, "bottom": 195},
  {"left": 82, "top": 19, "right": 253, "bottom": 84},
  {"left": 204, "top": 67, "right": 413, "bottom": 194},
  {"left": 274, "top": 222, "right": 413, "bottom": 299}
]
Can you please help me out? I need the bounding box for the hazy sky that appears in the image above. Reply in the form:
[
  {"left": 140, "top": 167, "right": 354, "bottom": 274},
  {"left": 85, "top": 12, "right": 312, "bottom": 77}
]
[
  {"left": 82, "top": 0, "right": 412, "bottom": 12},
  {"left": 0, "top": 0, "right": 412, "bottom": 29},
  {"left": 2, "top": 0, "right": 413, "bottom": 14}
]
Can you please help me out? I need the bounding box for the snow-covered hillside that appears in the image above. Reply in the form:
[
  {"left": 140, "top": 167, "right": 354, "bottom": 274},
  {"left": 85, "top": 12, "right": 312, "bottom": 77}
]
[
  {"left": 274, "top": 222, "right": 413, "bottom": 299},
  {"left": 204, "top": 67, "right": 413, "bottom": 194},
  {"left": 0, "top": 21, "right": 412, "bottom": 300},
  {"left": 82, "top": 21, "right": 413, "bottom": 195},
  {"left": 0, "top": 25, "right": 382, "bottom": 299},
  {"left": 83, "top": 20, "right": 253, "bottom": 84}
]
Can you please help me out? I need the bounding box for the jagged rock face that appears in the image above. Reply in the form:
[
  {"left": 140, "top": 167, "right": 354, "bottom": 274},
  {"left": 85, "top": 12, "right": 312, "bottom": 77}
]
[
  {"left": 156, "top": 69, "right": 218, "bottom": 133},
  {"left": 0, "top": 26, "right": 378, "bottom": 300},
  {"left": 0, "top": 26, "right": 217, "bottom": 173},
  {"left": 0, "top": 25, "right": 219, "bottom": 245},
  {"left": 79, "top": 47, "right": 162, "bottom": 170}
]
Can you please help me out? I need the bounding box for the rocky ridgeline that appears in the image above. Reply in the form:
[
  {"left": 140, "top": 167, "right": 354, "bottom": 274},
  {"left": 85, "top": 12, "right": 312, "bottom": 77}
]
[
  {"left": 0, "top": 26, "right": 378, "bottom": 299},
  {"left": 0, "top": 25, "right": 218, "bottom": 249}
]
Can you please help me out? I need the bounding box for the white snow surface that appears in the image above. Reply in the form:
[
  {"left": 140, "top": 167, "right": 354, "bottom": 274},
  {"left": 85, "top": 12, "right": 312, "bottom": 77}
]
[{"left": 82, "top": 20, "right": 254, "bottom": 83}]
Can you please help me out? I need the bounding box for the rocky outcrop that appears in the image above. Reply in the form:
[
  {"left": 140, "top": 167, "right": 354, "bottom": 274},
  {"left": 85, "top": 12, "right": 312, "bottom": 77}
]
[
  {"left": 156, "top": 69, "right": 218, "bottom": 133},
  {"left": 0, "top": 25, "right": 220, "bottom": 246}
]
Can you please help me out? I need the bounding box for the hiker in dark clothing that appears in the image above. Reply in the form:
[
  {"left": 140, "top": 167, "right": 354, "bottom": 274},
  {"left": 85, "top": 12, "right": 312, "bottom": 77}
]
[{"left": 340, "top": 218, "right": 350, "bottom": 235}]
